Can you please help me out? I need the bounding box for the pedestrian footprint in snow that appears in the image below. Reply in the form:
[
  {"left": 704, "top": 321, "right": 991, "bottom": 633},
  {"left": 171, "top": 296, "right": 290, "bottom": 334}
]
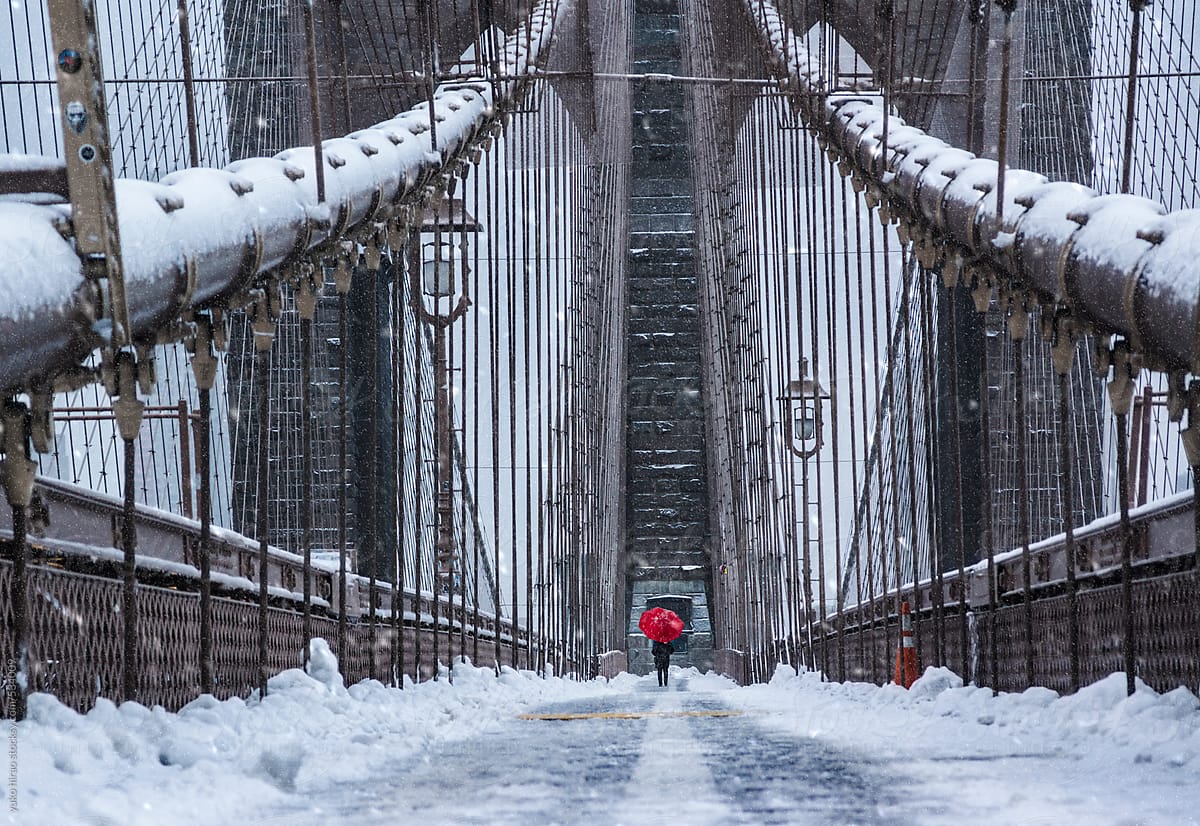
[{"left": 652, "top": 639, "right": 674, "bottom": 687}]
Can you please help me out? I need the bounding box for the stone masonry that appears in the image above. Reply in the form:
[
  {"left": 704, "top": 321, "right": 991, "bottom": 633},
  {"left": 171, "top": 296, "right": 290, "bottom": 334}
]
[{"left": 624, "top": 0, "right": 714, "bottom": 674}]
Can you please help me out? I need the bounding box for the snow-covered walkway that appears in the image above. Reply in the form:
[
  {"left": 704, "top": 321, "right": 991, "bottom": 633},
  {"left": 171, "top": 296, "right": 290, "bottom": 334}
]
[
  {"left": 268, "top": 676, "right": 900, "bottom": 825},
  {"left": 12, "top": 640, "right": 1200, "bottom": 824}
]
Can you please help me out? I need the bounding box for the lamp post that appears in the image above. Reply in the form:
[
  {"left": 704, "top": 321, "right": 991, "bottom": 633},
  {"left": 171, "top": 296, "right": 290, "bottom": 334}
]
[
  {"left": 781, "top": 357, "right": 830, "bottom": 459},
  {"left": 409, "top": 198, "right": 479, "bottom": 595},
  {"left": 779, "top": 357, "right": 830, "bottom": 670}
]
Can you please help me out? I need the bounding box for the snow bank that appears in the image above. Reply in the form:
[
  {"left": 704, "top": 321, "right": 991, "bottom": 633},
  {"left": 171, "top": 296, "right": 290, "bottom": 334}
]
[
  {"left": 9, "top": 638, "right": 614, "bottom": 825},
  {"left": 743, "top": 665, "right": 1200, "bottom": 765},
  {"left": 733, "top": 665, "right": 1200, "bottom": 824}
]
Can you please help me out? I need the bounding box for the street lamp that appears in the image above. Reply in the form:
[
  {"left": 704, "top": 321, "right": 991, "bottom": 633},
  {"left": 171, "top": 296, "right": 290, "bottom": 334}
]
[
  {"left": 409, "top": 197, "right": 480, "bottom": 587},
  {"left": 781, "top": 357, "right": 830, "bottom": 458}
]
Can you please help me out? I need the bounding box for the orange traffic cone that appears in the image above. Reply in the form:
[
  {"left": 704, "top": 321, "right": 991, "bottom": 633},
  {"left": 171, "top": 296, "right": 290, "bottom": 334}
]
[{"left": 893, "top": 600, "right": 919, "bottom": 688}]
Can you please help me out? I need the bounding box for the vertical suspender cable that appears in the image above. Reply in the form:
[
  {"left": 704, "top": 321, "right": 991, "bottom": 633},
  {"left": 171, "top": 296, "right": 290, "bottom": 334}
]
[
  {"left": 489, "top": 123, "right": 503, "bottom": 670},
  {"left": 471, "top": 155, "right": 483, "bottom": 666},
  {"left": 899, "top": 249, "right": 924, "bottom": 668},
  {"left": 1052, "top": 315, "right": 1081, "bottom": 693},
  {"left": 1011, "top": 301, "right": 1034, "bottom": 689},
  {"left": 399, "top": 239, "right": 411, "bottom": 685},
  {"left": 254, "top": 327, "right": 271, "bottom": 697},
  {"left": 522, "top": 106, "right": 535, "bottom": 674},
  {"left": 980, "top": 317, "right": 997, "bottom": 692},
  {"left": 947, "top": 290, "right": 967, "bottom": 676},
  {"left": 508, "top": 117, "right": 521, "bottom": 669}
]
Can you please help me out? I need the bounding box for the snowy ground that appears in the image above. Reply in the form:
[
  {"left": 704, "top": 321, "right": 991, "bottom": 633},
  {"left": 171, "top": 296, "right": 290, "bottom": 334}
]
[{"left": 10, "top": 639, "right": 1200, "bottom": 825}]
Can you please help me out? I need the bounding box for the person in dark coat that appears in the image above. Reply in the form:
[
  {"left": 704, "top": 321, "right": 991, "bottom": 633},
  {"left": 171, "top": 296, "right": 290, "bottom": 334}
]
[{"left": 652, "top": 640, "right": 674, "bottom": 687}]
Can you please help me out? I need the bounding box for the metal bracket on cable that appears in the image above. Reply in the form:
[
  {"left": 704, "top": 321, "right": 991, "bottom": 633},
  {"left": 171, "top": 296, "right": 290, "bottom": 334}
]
[
  {"left": 45, "top": 0, "right": 130, "bottom": 351},
  {"left": 187, "top": 314, "right": 218, "bottom": 392},
  {"left": 1182, "top": 381, "right": 1200, "bottom": 469},
  {"left": 1050, "top": 309, "right": 1078, "bottom": 377},
  {"left": 1106, "top": 340, "right": 1140, "bottom": 418},
  {"left": 0, "top": 402, "right": 36, "bottom": 511},
  {"left": 250, "top": 283, "right": 281, "bottom": 352}
]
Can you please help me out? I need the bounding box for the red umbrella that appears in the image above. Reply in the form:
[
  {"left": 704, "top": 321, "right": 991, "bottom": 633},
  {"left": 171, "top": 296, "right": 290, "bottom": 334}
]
[{"left": 639, "top": 607, "right": 684, "bottom": 643}]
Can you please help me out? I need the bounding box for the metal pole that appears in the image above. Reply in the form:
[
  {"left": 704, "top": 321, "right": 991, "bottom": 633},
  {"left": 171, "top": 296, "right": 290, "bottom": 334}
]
[
  {"left": 253, "top": 320, "right": 272, "bottom": 697},
  {"left": 189, "top": 316, "right": 218, "bottom": 694},
  {"left": 177, "top": 400, "right": 194, "bottom": 519},
  {"left": 367, "top": 254, "right": 380, "bottom": 682},
  {"left": 2, "top": 401, "right": 35, "bottom": 719},
  {"left": 1010, "top": 303, "right": 1034, "bottom": 689},
  {"left": 301, "top": 0, "right": 327, "bottom": 202},
  {"left": 994, "top": 2, "right": 1017, "bottom": 228},
  {"left": 1051, "top": 314, "right": 1080, "bottom": 693},
  {"left": 1109, "top": 343, "right": 1138, "bottom": 696},
  {"left": 1120, "top": 1, "right": 1147, "bottom": 196},
  {"left": 297, "top": 270, "right": 318, "bottom": 663},
  {"left": 114, "top": 352, "right": 145, "bottom": 703},
  {"left": 336, "top": 270, "right": 350, "bottom": 672},
  {"left": 175, "top": 0, "right": 201, "bottom": 167}
]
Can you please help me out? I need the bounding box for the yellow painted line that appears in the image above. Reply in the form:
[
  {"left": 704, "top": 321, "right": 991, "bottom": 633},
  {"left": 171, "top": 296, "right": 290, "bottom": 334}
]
[{"left": 518, "top": 710, "right": 744, "bottom": 721}]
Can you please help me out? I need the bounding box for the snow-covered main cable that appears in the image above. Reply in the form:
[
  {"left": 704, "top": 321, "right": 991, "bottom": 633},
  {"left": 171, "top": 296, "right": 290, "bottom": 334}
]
[
  {"left": 0, "top": 0, "right": 570, "bottom": 397},
  {"left": 740, "top": 0, "right": 1200, "bottom": 378}
]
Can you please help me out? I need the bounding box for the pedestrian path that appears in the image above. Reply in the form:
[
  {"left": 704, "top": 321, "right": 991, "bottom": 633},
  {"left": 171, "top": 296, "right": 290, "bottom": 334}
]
[{"left": 261, "top": 672, "right": 906, "bottom": 825}]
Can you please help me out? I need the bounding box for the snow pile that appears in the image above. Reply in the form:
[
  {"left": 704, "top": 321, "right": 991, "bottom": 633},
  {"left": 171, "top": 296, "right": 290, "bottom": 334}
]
[
  {"left": 732, "top": 665, "right": 1200, "bottom": 824},
  {"left": 10, "top": 638, "right": 612, "bottom": 826},
  {"left": 744, "top": 664, "right": 1200, "bottom": 765}
]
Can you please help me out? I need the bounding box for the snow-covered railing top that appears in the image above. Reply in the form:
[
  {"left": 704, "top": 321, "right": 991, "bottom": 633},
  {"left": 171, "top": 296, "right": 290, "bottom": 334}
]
[
  {"left": 741, "top": 0, "right": 1200, "bottom": 377},
  {"left": 0, "top": 0, "right": 567, "bottom": 396}
]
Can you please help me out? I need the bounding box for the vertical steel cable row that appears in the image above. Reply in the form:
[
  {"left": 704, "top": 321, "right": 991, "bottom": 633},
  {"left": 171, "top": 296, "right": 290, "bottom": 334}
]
[
  {"left": 772, "top": 102, "right": 793, "bottom": 671},
  {"left": 367, "top": 253, "right": 380, "bottom": 681},
  {"left": 755, "top": 95, "right": 783, "bottom": 668},
  {"left": 408, "top": 238, "right": 423, "bottom": 680},
  {"left": 434, "top": 200, "right": 448, "bottom": 677},
  {"left": 521, "top": 108, "right": 535, "bottom": 672},
  {"left": 1109, "top": 341, "right": 1139, "bottom": 696},
  {"left": 253, "top": 295, "right": 273, "bottom": 697},
  {"left": 795, "top": 93, "right": 820, "bottom": 672},
  {"left": 843, "top": 175, "right": 869, "bottom": 682},
  {"left": 772, "top": 103, "right": 795, "bottom": 671},
  {"left": 535, "top": 100, "right": 549, "bottom": 673},
  {"left": 774, "top": 106, "right": 803, "bottom": 669},
  {"left": 751, "top": 107, "right": 775, "bottom": 677},
  {"left": 1052, "top": 312, "right": 1081, "bottom": 693},
  {"left": 824, "top": 138, "right": 849, "bottom": 680},
  {"left": 979, "top": 308, "right": 997, "bottom": 692},
  {"left": 507, "top": 117, "right": 520, "bottom": 669},
  {"left": 544, "top": 102, "right": 561, "bottom": 673},
  {"left": 1116, "top": 0, "right": 1148, "bottom": 699},
  {"left": 819, "top": 125, "right": 849, "bottom": 676},
  {"left": 763, "top": 101, "right": 792, "bottom": 672},
  {"left": 337, "top": 271, "right": 350, "bottom": 672},
  {"left": 917, "top": 264, "right": 942, "bottom": 668},
  {"left": 879, "top": 212, "right": 903, "bottom": 657},
  {"left": 176, "top": 5, "right": 216, "bottom": 695},
  {"left": 866, "top": 200, "right": 891, "bottom": 673},
  {"left": 398, "top": 239, "right": 412, "bottom": 685},
  {"left": 455, "top": 172, "right": 468, "bottom": 667},
  {"left": 470, "top": 149, "right": 483, "bottom": 667},
  {"left": 898, "top": 247, "right": 924, "bottom": 668},
  {"left": 489, "top": 126, "right": 503, "bottom": 670},
  {"left": 393, "top": 230, "right": 406, "bottom": 686},
  {"left": 298, "top": 273, "right": 315, "bottom": 668},
  {"left": 946, "top": 286, "right": 967, "bottom": 678},
  {"left": 809, "top": 126, "right": 830, "bottom": 675},
  {"left": 1009, "top": 295, "right": 1034, "bottom": 689}
]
